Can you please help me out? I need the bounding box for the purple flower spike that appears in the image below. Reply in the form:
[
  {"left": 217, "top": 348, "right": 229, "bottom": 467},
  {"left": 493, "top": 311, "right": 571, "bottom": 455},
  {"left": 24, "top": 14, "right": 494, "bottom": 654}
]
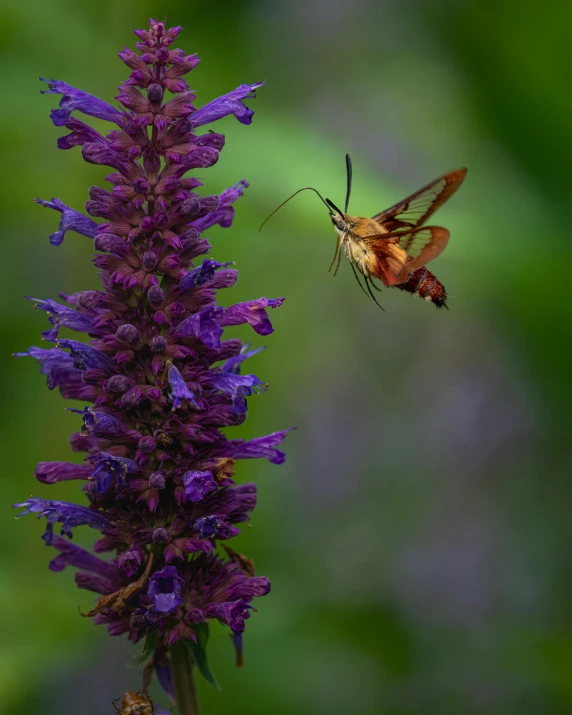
[{"left": 16, "top": 19, "right": 292, "bottom": 685}]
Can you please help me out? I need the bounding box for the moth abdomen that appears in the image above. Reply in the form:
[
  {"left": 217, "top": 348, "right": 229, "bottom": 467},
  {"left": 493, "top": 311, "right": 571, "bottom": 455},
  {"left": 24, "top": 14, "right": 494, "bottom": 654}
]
[{"left": 395, "top": 267, "right": 448, "bottom": 308}]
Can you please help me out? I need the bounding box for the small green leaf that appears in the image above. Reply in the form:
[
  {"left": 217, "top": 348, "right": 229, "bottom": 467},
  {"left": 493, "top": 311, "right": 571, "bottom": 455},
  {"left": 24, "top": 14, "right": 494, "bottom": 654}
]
[
  {"left": 134, "top": 631, "right": 160, "bottom": 664},
  {"left": 184, "top": 625, "right": 220, "bottom": 690}
]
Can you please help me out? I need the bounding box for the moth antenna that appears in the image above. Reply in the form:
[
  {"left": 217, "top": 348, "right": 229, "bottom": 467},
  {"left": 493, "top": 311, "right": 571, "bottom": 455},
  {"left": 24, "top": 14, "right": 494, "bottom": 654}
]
[
  {"left": 345, "top": 154, "right": 352, "bottom": 213},
  {"left": 259, "top": 187, "right": 331, "bottom": 231}
]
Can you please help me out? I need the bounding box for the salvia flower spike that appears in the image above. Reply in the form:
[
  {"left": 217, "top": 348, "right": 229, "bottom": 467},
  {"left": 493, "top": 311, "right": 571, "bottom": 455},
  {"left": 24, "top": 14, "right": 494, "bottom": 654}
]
[{"left": 15, "top": 18, "right": 290, "bottom": 703}]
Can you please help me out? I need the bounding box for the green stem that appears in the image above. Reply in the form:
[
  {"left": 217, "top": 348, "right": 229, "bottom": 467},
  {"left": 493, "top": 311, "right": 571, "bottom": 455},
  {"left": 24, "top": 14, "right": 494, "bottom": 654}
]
[{"left": 171, "top": 641, "right": 201, "bottom": 715}]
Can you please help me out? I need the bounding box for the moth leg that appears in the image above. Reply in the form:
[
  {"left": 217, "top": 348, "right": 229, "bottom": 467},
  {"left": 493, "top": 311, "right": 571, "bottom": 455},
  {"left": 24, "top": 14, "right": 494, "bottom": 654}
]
[
  {"left": 333, "top": 240, "right": 343, "bottom": 276},
  {"left": 329, "top": 237, "right": 341, "bottom": 273},
  {"left": 364, "top": 274, "right": 385, "bottom": 310},
  {"left": 367, "top": 274, "right": 384, "bottom": 292},
  {"left": 348, "top": 259, "right": 369, "bottom": 297}
]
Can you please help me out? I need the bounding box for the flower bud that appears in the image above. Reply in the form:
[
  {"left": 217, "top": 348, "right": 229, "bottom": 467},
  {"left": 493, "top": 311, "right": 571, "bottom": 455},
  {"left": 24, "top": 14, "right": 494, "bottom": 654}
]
[
  {"left": 141, "top": 251, "right": 158, "bottom": 271},
  {"left": 152, "top": 527, "right": 170, "bottom": 544},
  {"left": 115, "top": 324, "right": 141, "bottom": 346},
  {"left": 107, "top": 375, "right": 131, "bottom": 393},
  {"left": 147, "top": 83, "right": 164, "bottom": 103},
  {"left": 149, "top": 472, "right": 166, "bottom": 490},
  {"left": 138, "top": 436, "right": 157, "bottom": 453},
  {"left": 150, "top": 335, "right": 167, "bottom": 353},
  {"left": 147, "top": 285, "right": 164, "bottom": 308}
]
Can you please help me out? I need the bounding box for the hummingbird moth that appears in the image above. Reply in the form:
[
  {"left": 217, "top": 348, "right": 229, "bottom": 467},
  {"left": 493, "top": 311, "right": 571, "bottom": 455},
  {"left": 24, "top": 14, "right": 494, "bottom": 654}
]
[{"left": 261, "top": 156, "right": 466, "bottom": 309}]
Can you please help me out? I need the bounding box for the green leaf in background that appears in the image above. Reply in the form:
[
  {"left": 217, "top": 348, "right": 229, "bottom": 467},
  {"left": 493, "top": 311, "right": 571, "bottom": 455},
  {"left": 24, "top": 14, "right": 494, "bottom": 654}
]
[{"left": 185, "top": 624, "right": 220, "bottom": 690}]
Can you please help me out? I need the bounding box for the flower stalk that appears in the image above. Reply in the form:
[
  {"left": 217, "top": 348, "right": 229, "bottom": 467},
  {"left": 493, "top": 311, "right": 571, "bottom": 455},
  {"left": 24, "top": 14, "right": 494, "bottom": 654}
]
[{"left": 171, "top": 641, "right": 201, "bottom": 715}]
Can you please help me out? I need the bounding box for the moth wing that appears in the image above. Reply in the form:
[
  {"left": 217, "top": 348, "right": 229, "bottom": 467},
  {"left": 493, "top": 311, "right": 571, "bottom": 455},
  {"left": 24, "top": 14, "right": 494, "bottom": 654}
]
[
  {"left": 397, "top": 225, "right": 450, "bottom": 274},
  {"left": 364, "top": 226, "right": 449, "bottom": 285},
  {"left": 362, "top": 234, "right": 408, "bottom": 287},
  {"left": 372, "top": 168, "right": 466, "bottom": 231}
]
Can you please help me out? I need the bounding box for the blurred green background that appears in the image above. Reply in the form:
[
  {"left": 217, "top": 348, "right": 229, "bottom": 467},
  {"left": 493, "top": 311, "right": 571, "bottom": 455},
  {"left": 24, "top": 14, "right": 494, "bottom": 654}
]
[{"left": 2, "top": 0, "right": 572, "bottom": 713}]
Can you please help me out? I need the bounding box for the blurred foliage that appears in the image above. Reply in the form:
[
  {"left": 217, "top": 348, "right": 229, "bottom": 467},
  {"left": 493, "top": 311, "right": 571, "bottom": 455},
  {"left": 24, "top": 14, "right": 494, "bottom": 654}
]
[{"left": 1, "top": 0, "right": 572, "bottom": 713}]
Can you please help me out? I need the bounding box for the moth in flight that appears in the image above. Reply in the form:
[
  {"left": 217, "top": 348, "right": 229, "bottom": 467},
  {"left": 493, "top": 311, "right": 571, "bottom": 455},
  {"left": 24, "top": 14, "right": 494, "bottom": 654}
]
[{"left": 261, "top": 156, "right": 466, "bottom": 309}]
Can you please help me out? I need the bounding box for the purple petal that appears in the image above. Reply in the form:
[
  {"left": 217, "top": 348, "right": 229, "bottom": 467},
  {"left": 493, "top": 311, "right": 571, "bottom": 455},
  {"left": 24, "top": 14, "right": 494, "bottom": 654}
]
[
  {"left": 191, "top": 180, "right": 249, "bottom": 232},
  {"left": 168, "top": 363, "right": 199, "bottom": 410},
  {"left": 148, "top": 566, "right": 184, "bottom": 614},
  {"left": 56, "top": 339, "right": 114, "bottom": 371},
  {"left": 117, "top": 548, "right": 145, "bottom": 577},
  {"left": 82, "top": 142, "right": 138, "bottom": 176},
  {"left": 193, "top": 515, "right": 221, "bottom": 539},
  {"left": 41, "top": 78, "right": 123, "bottom": 126},
  {"left": 190, "top": 82, "right": 264, "bottom": 128},
  {"left": 35, "top": 197, "right": 98, "bottom": 246},
  {"left": 209, "top": 483, "right": 257, "bottom": 522},
  {"left": 74, "top": 572, "right": 116, "bottom": 594},
  {"left": 49, "top": 535, "right": 119, "bottom": 583},
  {"left": 57, "top": 118, "right": 107, "bottom": 150},
  {"left": 169, "top": 145, "right": 220, "bottom": 178},
  {"left": 87, "top": 451, "right": 139, "bottom": 493},
  {"left": 27, "top": 297, "right": 94, "bottom": 340},
  {"left": 35, "top": 461, "right": 92, "bottom": 484},
  {"left": 221, "top": 344, "right": 265, "bottom": 375},
  {"left": 226, "top": 429, "right": 294, "bottom": 464},
  {"left": 183, "top": 470, "right": 217, "bottom": 503},
  {"left": 14, "top": 497, "right": 113, "bottom": 543},
  {"left": 179, "top": 259, "right": 233, "bottom": 290},
  {"left": 227, "top": 576, "right": 271, "bottom": 600},
  {"left": 208, "top": 371, "right": 266, "bottom": 414},
  {"left": 14, "top": 346, "right": 79, "bottom": 390},
  {"left": 221, "top": 297, "right": 284, "bottom": 336},
  {"left": 206, "top": 599, "right": 252, "bottom": 633},
  {"left": 67, "top": 406, "right": 124, "bottom": 437},
  {"left": 174, "top": 306, "right": 223, "bottom": 349}
]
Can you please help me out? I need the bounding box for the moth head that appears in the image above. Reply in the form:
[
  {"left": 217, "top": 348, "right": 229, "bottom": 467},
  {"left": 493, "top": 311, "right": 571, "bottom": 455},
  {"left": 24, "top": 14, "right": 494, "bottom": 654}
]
[
  {"left": 331, "top": 213, "right": 347, "bottom": 231},
  {"left": 326, "top": 198, "right": 348, "bottom": 231}
]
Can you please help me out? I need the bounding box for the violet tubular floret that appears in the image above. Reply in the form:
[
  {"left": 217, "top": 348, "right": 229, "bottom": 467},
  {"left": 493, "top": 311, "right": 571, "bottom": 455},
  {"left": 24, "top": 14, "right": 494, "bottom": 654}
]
[{"left": 15, "top": 19, "right": 291, "bottom": 689}]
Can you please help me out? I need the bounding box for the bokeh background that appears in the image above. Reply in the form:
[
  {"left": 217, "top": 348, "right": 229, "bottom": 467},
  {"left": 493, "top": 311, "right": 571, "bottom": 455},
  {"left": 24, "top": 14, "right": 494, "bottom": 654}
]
[{"left": 2, "top": 0, "right": 572, "bottom": 713}]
